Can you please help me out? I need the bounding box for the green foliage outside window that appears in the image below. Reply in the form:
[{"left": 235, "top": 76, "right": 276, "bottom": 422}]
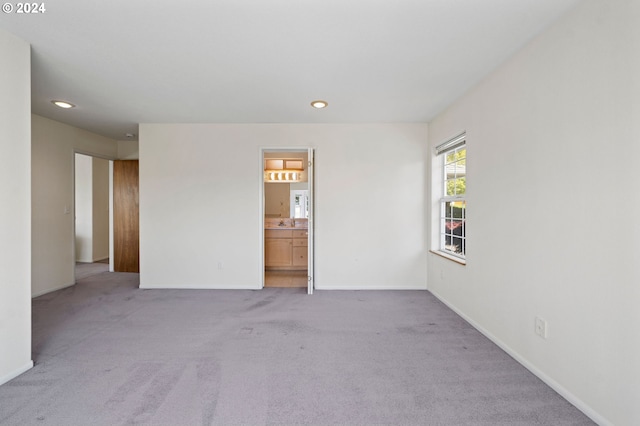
[
  {"left": 445, "top": 148, "right": 466, "bottom": 164},
  {"left": 446, "top": 178, "right": 466, "bottom": 196},
  {"left": 445, "top": 148, "right": 466, "bottom": 197}
]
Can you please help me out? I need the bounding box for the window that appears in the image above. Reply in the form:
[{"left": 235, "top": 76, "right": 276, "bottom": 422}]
[
  {"left": 436, "top": 133, "right": 466, "bottom": 259},
  {"left": 290, "top": 189, "right": 309, "bottom": 218}
]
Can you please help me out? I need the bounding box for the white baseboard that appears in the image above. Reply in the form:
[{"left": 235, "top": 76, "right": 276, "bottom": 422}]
[
  {"left": 32, "top": 282, "right": 75, "bottom": 298},
  {"left": 0, "top": 360, "right": 33, "bottom": 387},
  {"left": 139, "top": 283, "right": 261, "bottom": 290},
  {"left": 315, "top": 284, "right": 428, "bottom": 290},
  {"left": 429, "top": 289, "right": 610, "bottom": 426},
  {"left": 76, "top": 257, "right": 109, "bottom": 263},
  {"left": 138, "top": 283, "right": 427, "bottom": 291}
]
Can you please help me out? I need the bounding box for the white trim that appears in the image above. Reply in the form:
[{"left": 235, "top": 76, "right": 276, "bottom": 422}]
[
  {"left": 32, "top": 282, "right": 74, "bottom": 298},
  {"left": 428, "top": 288, "right": 611, "bottom": 426},
  {"left": 259, "top": 146, "right": 315, "bottom": 292},
  {"left": 439, "top": 142, "right": 466, "bottom": 259},
  {"left": 430, "top": 250, "right": 466, "bottom": 265},
  {"left": 316, "top": 284, "right": 428, "bottom": 291},
  {"left": 441, "top": 195, "right": 466, "bottom": 203},
  {"left": 435, "top": 131, "right": 466, "bottom": 155},
  {"left": 0, "top": 361, "right": 33, "bottom": 386},
  {"left": 307, "top": 147, "right": 314, "bottom": 295},
  {"left": 139, "top": 283, "right": 262, "bottom": 290},
  {"left": 258, "top": 149, "right": 265, "bottom": 289}
]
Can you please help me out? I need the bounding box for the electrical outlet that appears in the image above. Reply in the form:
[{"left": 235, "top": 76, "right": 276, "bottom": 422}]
[
  {"left": 535, "top": 316, "right": 547, "bottom": 339},
  {"left": 217, "top": 262, "right": 223, "bottom": 270}
]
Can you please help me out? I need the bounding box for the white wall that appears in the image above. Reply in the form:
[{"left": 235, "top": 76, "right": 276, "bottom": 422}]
[
  {"left": 140, "top": 123, "right": 427, "bottom": 290},
  {"left": 117, "top": 140, "right": 139, "bottom": 159},
  {"left": 92, "top": 157, "right": 110, "bottom": 261},
  {"left": 74, "top": 154, "right": 93, "bottom": 262},
  {"left": 427, "top": 0, "right": 639, "bottom": 424},
  {"left": 0, "top": 29, "right": 33, "bottom": 385},
  {"left": 32, "top": 115, "right": 117, "bottom": 297}
]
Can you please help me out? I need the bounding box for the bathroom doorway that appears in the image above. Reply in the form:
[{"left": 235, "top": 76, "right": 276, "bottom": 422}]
[{"left": 261, "top": 148, "right": 314, "bottom": 294}]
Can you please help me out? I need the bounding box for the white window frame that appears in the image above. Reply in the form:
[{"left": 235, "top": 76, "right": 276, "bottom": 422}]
[
  {"left": 435, "top": 133, "right": 466, "bottom": 261},
  {"left": 290, "top": 189, "right": 309, "bottom": 218}
]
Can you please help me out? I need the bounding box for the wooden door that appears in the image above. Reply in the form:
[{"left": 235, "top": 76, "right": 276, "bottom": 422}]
[{"left": 113, "top": 160, "right": 139, "bottom": 272}]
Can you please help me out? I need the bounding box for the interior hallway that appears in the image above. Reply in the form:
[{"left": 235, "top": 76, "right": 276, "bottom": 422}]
[{"left": 75, "top": 260, "right": 109, "bottom": 281}]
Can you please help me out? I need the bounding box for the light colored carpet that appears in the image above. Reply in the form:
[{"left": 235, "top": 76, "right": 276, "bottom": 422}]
[
  {"left": 0, "top": 272, "right": 593, "bottom": 425},
  {"left": 75, "top": 261, "right": 109, "bottom": 281}
]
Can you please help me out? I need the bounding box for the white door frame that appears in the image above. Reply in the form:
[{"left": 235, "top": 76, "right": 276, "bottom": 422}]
[
  {"left": 306, "top": 147, "right": 314, "bottom": 294},
  {"left": 72, "top": 150, "right": 116, "bottom": 284},
  {"left": 260, "top": 147, "right": 315, "bottom": 294}
]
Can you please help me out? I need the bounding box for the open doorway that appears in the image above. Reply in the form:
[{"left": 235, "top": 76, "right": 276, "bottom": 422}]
[
  {"left": 74, "top": 153, "right": 111, "bottom": 281},
  {"left": 262, "top": 148, "right": 314, "bottom": 294}
]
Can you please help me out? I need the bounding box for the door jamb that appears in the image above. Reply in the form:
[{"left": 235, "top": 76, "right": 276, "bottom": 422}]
[
  {"left": 72, "top": 149, "right": 116, "bottom": 285},
  {"left": 259, "top": 147, "right": 314, "bottom": 292}
]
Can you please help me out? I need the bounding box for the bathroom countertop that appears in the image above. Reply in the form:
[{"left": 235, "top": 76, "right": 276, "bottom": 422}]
[
  {"left": 264, "top": 225, "right": 308, "bottom": 230},
  {"left": 264, "top": 218, "right": 308, "bottom": 230}
]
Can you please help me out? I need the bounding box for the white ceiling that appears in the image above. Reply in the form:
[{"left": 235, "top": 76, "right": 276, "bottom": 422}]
[{"left": 0, "top": 0, "right": 582, "bottom": 141}]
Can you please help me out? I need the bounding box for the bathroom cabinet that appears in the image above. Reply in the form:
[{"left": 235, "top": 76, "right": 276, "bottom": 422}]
[{"left": 265, "top": 229, "right": 308, "bottom": 270}]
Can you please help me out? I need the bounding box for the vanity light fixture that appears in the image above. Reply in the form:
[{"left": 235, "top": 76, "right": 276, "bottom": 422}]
[
  {"left": 310, "top": 100, "right": 328, "bottom": 109},
  {"left": 264, "top": 158, "right": 305, "bottom": 183},
  {"left": 51, "top": 100, "right": 75, "bottom": 109}
]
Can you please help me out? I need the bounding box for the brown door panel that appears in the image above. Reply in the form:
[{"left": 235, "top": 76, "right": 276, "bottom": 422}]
[{"left": 113, "top": 160, "right": 139, "bottom": 272}]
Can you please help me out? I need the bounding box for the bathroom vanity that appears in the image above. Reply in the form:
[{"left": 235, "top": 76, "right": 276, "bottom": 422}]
[{"left": 264, "top": 219, "right": 308, "bottom": 270}]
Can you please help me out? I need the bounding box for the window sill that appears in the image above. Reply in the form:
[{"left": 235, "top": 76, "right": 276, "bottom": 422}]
[{"left": 429, "top": 250, "right": 466, "bottom": 265}]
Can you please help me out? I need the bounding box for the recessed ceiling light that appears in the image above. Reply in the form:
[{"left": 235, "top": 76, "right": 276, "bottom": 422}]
[
  {"left": 310, "top": 100, "right": 328, "bottom": 109},
  {"left": 125, "top": 133, "right": 136, "bottom": 139},
  {"left": 51, "top": 100, "right": 75, "bottom": 109}
]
